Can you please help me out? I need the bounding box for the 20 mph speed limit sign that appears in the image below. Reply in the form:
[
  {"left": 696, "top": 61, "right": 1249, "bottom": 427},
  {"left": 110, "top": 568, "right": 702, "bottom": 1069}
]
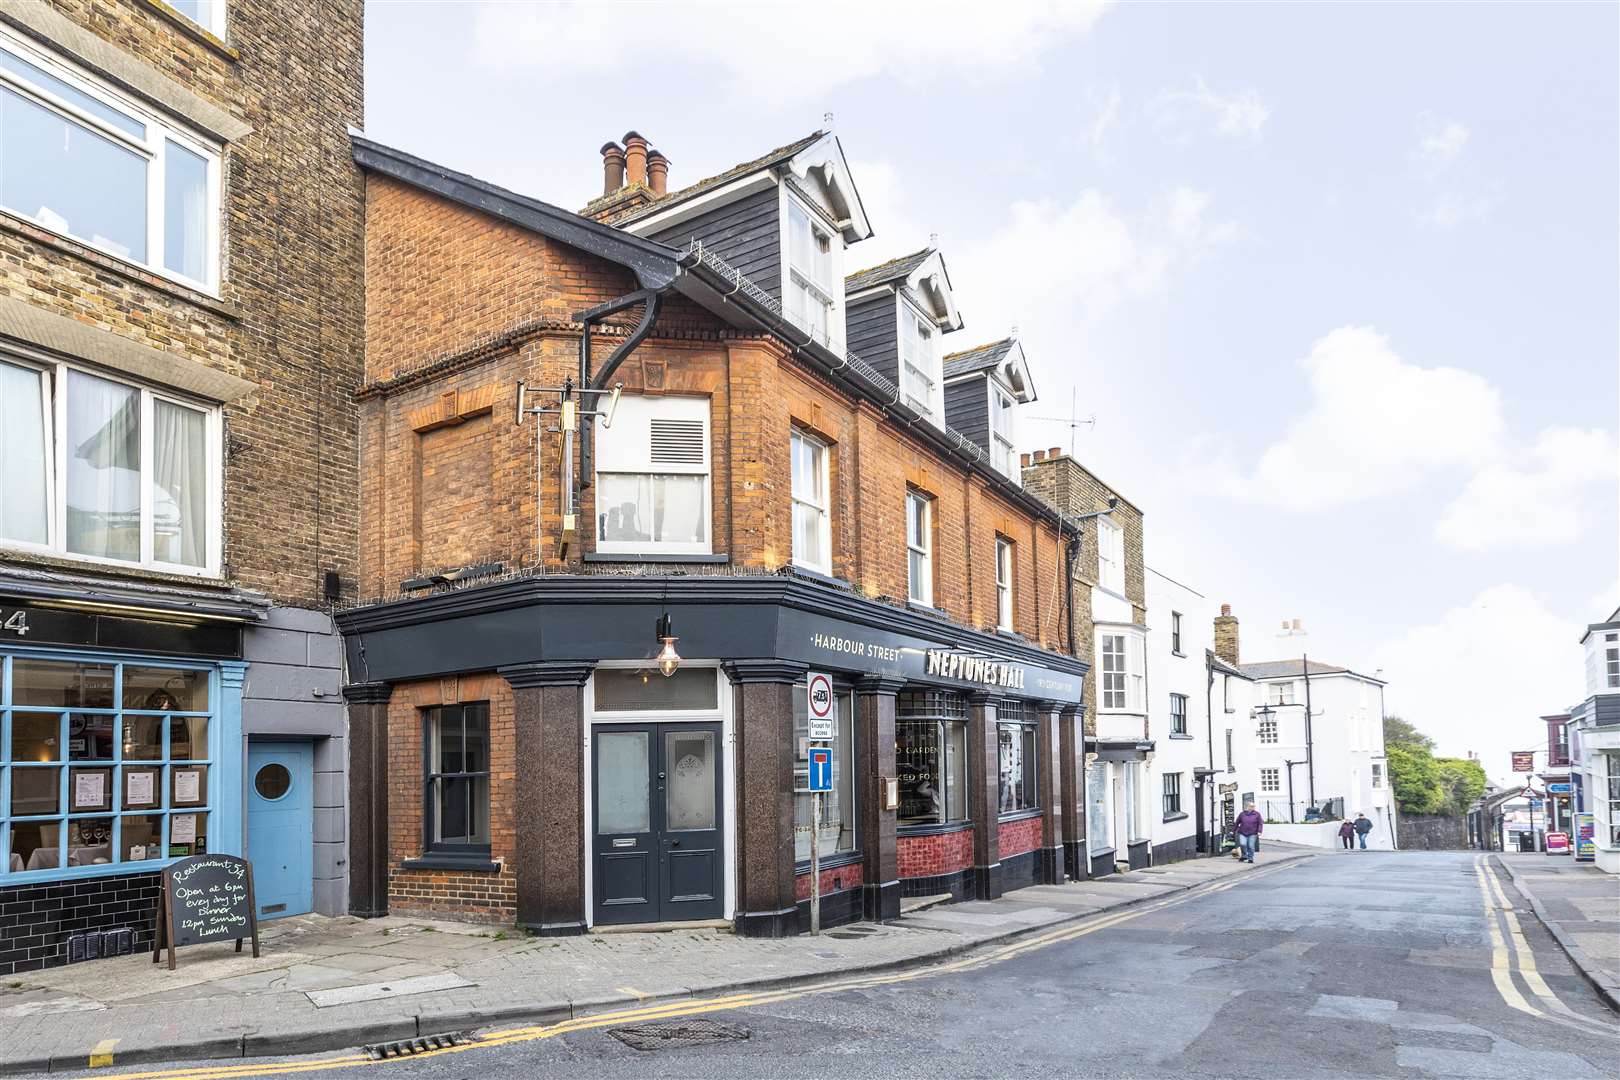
[{"left": 806, "top": 672, "right": 835, "bottom": 740}]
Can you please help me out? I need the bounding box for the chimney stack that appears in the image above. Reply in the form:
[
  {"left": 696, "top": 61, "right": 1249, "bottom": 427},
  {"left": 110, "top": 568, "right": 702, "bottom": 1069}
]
[
  {"left": 623, "top": 131, "right": 649, "bottom": 188},
  {"left": 1214, "top": 603, "right": 1240, "bottom": 666},
  {"left": 600, "top": 142, "right": 626, "bottom": 195},
  {"left": 647, "top": 150, "right": 669, "bottom": 195}
]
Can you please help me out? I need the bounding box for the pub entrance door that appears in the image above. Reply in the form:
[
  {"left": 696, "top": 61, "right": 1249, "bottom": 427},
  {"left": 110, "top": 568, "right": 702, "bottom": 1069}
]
[{"left": 592, "top": 722, "right": 724, "bottom": 926}]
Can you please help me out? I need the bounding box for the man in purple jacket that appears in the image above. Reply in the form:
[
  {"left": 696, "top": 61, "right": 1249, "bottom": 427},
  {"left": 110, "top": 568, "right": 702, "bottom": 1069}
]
[{"left": 1235, "top": 802, "right": 1264, "bottom": 864}]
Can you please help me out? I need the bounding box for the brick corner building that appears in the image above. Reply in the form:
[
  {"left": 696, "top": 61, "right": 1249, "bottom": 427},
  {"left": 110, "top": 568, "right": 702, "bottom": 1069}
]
[{"left": 0, "top": 0, "right": 364, "bottom": 974}]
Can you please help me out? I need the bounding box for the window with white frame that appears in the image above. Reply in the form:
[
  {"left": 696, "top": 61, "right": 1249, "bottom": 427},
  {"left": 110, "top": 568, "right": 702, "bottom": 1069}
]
[
  {"left": 1162, "top": 772, "right": 1182, "bottom": 818},
  {"left": 0, "top": 31, "right": 220, "bottom": 290},
  {"left": 168, "top": 1, "right": 226, "bottom": 36},
  {"left": 786, "top": 197, "right": 836, "bottom": 346},
  {"left": 1171, "top": 612, "right": 1183, "bottom": 655},
  {"left": 1170, "top": 693, "right": 1187, "bottom": 736},
  {"left": 899, "top": 303, "right": 937, "bottom": 420},
  {"left": 1097, "top": 629, "right": 1145, "bottom": 712},
  {"left": 988, "top": 383, "right": 1017, "bottom": 479},
  {"left": 906, "top": 490, "right": 932, "bottom": 605},
  {"left": 594, "top": 394, "right": 711, "bottom": 554},
  {"left": 1371, "top": 762, "right": 1383, "bottom": 789},
  {"left": 1260, "top": 767, "right": 1280, "bottom": 793},
  {"left": 790, "top": 429, "right": 830, "bottom": 574},
  {"left": 1605, "top": 753, "right": 1620, "bottom": 847},
  {"left": 995, "top": 537, "right": 1014, "bottom": 631},
  {"left": 1096, "top": 516, "right": 1124, "bottom": 593},
  {"left": 1258, "top": 714, "right": 1278, "bottom": 744},
  {"left": 1224, "top": 728, "right": 1234, "bottom": 772},
  {"left": 1608, "top": 632, "right": 1619, "bottom": 689},
  {"left": 1267, "top": 681, "right": 1297, "bottom": 706},
  {"left": 0, "top": 356, "right": 220, "bottom": 573}
]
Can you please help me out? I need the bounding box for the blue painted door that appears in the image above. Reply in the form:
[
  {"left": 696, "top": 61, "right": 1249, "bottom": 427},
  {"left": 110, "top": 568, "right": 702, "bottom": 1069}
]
[{"left": 247, "top": 741, "right": 314, "bottom": 920}]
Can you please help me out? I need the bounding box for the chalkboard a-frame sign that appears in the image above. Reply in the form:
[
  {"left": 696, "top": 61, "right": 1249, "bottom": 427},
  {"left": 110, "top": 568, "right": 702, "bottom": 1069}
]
[{"left": 152, "top": 854, "right": 260, "bottom": 970}]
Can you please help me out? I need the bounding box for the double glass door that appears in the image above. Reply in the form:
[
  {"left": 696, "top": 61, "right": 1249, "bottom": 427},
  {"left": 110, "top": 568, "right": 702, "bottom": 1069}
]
[{"left": 593, "top": 722, "right": 724, "bottom": 926}]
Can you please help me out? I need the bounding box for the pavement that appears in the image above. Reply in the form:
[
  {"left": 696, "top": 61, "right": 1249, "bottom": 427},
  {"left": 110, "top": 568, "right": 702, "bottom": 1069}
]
[
  {"left": 1495, "top": 851, "right": 1620, "bottom": 1011},
  {"left": 0, "top": 843, "right": 1316, "bottom": 1076},
  {"left": 18, "top": 850, "right": 1616, "bottom": 1080}
]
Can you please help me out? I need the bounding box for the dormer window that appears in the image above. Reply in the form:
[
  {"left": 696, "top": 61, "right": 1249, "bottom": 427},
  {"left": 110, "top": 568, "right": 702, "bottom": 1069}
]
[
  {"left": 786, "top": 198, "right": 836, "bottom": 345},
  {"left": 900, "top": 304, "right": 939, "bottom": 420},
  {"left": 989, "top": 385, "right": 1017, "bottom": 480}
]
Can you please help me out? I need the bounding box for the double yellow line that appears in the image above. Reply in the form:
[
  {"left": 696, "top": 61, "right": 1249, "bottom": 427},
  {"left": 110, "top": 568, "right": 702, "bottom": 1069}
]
[
  {"left": 67, "top": 859, "right": 1305, "bottom": 1080},
  {"left": 1472, "top": 855, "right": 1616, "bottom": 1036}
]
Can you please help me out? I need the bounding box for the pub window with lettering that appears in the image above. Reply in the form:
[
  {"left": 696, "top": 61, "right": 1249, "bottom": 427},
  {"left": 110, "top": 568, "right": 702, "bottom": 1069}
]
[
  {"left": 1, "top": 656, "right": 216, "bottom": 881},
  {"left": 997, "top": 700, "right": 1038, "bottom": 813},
  {"left": 1, "top": 356, "right": 222, "bottom": 574},
  {"left": 896, "top": 690, "right": 968, "bottom": 827},
  {"left": 792, "top": 682, "right": 854, "bottom": 862},
  {"left": 423, "top": 703, "right": 491, "bottom": 855}
]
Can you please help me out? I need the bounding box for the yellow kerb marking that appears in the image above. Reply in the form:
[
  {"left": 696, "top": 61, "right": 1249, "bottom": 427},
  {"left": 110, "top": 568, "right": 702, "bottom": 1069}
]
[{"left": 89, "top": 1040, "right": 120, "bottom": 1069}]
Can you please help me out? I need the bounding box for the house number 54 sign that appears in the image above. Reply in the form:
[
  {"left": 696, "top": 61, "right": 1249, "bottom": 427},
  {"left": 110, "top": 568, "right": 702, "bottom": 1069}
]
[{"left": 0, "top": 609, "right": 30, "bottom": 637}]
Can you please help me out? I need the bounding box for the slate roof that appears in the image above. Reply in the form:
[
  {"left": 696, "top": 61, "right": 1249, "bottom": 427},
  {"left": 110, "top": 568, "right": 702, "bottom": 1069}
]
[
  {"left": 610, "top": 131, "right": 825, "bottom": 226},
  {"left": 844, "top": 248, "right": 934, "bottom": 293},
  {"left": 1238, "top": 659, "right": 1378, "bottom": 682},
  {"left": 943, "top": 338, "right": 1015, "bottom": 380}
]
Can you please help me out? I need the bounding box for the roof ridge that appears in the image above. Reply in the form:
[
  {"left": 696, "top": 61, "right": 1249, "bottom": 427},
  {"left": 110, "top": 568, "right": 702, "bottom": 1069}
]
[
  {"left": 844, "top": 246, "right": 934, "bottom": 284},
  {"left": 944, "top": 336, "right": 1013, "bottom": 360}
]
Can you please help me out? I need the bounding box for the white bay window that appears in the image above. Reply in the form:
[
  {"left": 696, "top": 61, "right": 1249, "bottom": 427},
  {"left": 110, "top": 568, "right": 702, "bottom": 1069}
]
[
  {"left": 595, "top": 394, "right": 711, "bottom": 555},
  {"left": 0, "top": 32, "right": 220, "bottom": 291},
  {"left": 786, "top": 198, "right": 836, "bottom": 346},
  {"left": 900, "top": 304, "right": 939, "bottom": 421},
  {"left": 0, "top": 356, "right": 220, "bottom": 573},
  {"left": 989, "top": 384, "right": 1018, "bottom": 480},
  {"left": 1097, "top": 628, "right": 1145, "bottom": 713}
]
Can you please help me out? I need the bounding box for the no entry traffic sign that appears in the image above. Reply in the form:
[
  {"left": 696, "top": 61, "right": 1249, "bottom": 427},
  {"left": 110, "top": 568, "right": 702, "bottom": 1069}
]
[{"left": 806, "top": 671, "right": 835, "bottom": 740}]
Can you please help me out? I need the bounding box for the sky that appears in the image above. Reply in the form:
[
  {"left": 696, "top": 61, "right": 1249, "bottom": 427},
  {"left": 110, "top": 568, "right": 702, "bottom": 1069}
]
[{"left": 364, "top": 0, "right": 1620, "bottom": 786}]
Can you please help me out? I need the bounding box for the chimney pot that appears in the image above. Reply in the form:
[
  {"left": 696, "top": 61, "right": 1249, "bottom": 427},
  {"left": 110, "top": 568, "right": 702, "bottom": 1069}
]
[
  {"left": 1220, "top": 603, "right": 1230, "bottom": 616},
  {"left": 1019, "top": 452, "right": 1031, "bottom": 468},
  {"left": 1292, "top": 618, "right": 1303, "bottom": 631},
  {"left": 1032, "top": 449, "right": 1047, "bottom": 462},
  {"left": 647, "top": 150, "right": 669, "bottom": 196},
  {"left": 1049, "top": 446, "right": 1062, "bottom": 458},
  {"left": 600, "top": 142, "right": 626, "bottom": 195},
  {"left": 623, "top": 131, "right": 649, "bottom": 187}
]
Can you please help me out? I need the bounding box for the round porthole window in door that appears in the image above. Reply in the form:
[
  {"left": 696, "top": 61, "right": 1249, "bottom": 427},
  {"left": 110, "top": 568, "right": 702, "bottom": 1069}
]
[{"left": 254, "top": 763, "right": 292, "bottom": 801}]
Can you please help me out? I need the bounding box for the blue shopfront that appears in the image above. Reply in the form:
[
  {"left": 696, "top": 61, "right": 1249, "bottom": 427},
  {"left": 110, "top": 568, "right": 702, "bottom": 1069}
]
[{"left": 0, "top": 596, "right": 250, "bottom": 975}]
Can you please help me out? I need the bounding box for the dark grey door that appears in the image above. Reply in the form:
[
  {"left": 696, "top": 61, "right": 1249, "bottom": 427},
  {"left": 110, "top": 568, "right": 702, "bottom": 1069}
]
[{"left": 593, "top": 722, "right": 723, "bottom": 925}]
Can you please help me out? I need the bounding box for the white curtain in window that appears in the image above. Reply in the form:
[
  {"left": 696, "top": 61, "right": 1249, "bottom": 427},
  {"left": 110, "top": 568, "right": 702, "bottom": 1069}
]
[
  {"left": 153, "top": 399, "right": 206, "bottom": 566},
  {"left": 0, "top": 361, "right": 48, "bottom": 544},
  {"left": 65, "top": 370, "right": 140, "bottom": 561}
]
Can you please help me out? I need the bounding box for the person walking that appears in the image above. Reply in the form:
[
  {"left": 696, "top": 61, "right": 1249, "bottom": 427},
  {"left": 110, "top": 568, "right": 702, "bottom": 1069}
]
[
  {"left": 1235, "top": 802, "right": 1264, "bottom": 863},
  {"left": 1353, "top": 812, "right": 1373, "bottom": 850},
  {"left": 1338, "top": 819, "right": 1355, "bottom": 850}
]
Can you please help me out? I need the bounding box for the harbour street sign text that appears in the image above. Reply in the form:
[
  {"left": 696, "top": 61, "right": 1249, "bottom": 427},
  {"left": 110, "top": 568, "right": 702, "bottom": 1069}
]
[{"left": 924, "top": 649, "right": 1026, "bottom": 690}]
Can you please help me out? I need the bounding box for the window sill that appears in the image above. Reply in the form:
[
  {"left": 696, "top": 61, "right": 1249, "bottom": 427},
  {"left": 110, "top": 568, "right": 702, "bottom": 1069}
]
[
  {"left": 1168, "top": 733, "right": 1195, "bottom": 741},
  {"left": 1171, "top": 651, "right": 1186, "bottom": 658},
  {"left": 0, "top": 211, "right": 238, "bottom": 320},
  {"left": 783, "top": 564, "right": 853, "bottom": 590},
  {"left": 1087, "top": 846, "right": 1116, "bottom": 859},
  {"left": 0, "top": 544, "right": 230, "bottom": 590},
  {"left": 1162, "top": 811, "right": 1189, "bottom": 823},
  {"left": 400, "top": 855, "right": 501, "bottom": 874},
  {"left": 793, "top": 849, "right": 862, "bottom": 875},
  {"left": 906, "top": 600, "right": 947, "bottom": 619},
  {"left": 582, "top": 553, "right": 729, "bottom": 565},
  {"left": 897, "top": 821, "right": 973, "bottom": 837},
  {"left": 138, "top": 0, "right": 241, "bottom": 60},
  {"left": 997, "top": 807, "right": 1043, "bottom": 823}
]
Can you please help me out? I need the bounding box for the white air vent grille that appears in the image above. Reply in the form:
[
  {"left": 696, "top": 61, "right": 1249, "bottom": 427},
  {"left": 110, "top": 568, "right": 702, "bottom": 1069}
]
[{"left": 649, "top": 419, "right": 705, "bottom": 465}]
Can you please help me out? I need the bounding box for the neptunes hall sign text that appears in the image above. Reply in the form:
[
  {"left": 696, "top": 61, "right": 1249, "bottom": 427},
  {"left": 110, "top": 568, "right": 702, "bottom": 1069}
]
[{"left": 924, "top": 649, "right": 1026, "bottom": 690}]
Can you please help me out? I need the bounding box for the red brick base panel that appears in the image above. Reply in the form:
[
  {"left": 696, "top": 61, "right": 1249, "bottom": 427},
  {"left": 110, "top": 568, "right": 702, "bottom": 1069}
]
[
  {"left": 794, "top": 859, "right": 864, "bottom": 902},
  {"left": 897, "top": 826, "right": 974, "bottom": 879},
  {"left": 388, "top": 864, "right": 517, "bottom": 922},
  {"left": 997, "top": 814, "right": 1043, "bottom": 858}
]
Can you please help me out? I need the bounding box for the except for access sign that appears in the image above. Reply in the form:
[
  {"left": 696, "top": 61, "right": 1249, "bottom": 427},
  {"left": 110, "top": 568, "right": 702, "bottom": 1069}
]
[
  {"left": 806, "top": 671, "right": 835, "bottom": 741},
  {"left": 807, "top": 746, "right": 833, "bottom": 792}
]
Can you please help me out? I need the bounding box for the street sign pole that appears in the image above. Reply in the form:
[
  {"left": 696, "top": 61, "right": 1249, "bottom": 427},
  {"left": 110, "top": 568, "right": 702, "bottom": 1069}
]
[{"left": 810, "top": 787, "right": 821, "bottom": 935}]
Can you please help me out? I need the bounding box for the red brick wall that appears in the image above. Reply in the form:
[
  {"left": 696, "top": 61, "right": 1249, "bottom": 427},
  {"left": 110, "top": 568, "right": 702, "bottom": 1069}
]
[
  {"left": 897, "top": 827, "right": 975, "bottom": 879},
  {"left": 385, "top": 673, "right": 517, "bottom": 920},
  {"left": 793, "top": 861, "right": 865, "bottom": 902},
  {"left": 356, "top": 175, "right": 1076, "bottom": 656},
  {"left": 997, "top": 815, "right": 1043, "bottom": 858}
]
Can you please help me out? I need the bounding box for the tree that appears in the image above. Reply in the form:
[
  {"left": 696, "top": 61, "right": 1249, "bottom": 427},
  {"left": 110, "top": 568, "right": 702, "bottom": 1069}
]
[
  {"left": 1383, "top": 715, "right": 1434, "bottom": 754},
  {"left": 1435, "top": 757, "right": 1488, "bottom": 817},
  {"left": 1386, "top": 743, "right": 1444, "bottom": 814}
]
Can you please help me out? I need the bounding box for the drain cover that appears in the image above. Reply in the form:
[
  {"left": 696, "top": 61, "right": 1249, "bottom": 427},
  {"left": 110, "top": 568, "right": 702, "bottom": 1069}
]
[{"left": 608, "top": 1019, "right": 751, "bottom": 1052}]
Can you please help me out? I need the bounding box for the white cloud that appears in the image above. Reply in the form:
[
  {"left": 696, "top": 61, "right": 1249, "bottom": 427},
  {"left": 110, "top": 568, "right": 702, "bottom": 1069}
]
[
  {"left": 1081, "top": 83, "right": 1123, "bottom": 160},
  {"left": 1435, "top": 427, "right": 1618, "bottom": 551},
  {"left": 952, "top": 185, "right": 1238, "bottom": 332},
  {"left": 1419, "top": 186, "right": 1504, "bottom": 228},
  {"left": 1153, "top": 76, "right": 1269, "bottom": 141},
  {"left": 1415, "top": 113, "right": 1469, "bottom": 169},
  {"left": 470, "top": 1, "right": 1109, "bottom": 104},
  {"left": 1215, "top": 327, "right": 1504, "bottom": 510},
  {"left": 1375, "top": 584, "right": 1585, "bottom": 784},
  {"left": 1411, "top": 112, "right": 1500, "bottom": 227}
]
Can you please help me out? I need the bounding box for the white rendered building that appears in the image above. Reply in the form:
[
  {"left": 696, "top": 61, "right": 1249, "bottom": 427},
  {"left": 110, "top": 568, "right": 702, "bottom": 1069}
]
[{"left": 1569, "top": 606, "right": 1620, "bottom": 873}]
